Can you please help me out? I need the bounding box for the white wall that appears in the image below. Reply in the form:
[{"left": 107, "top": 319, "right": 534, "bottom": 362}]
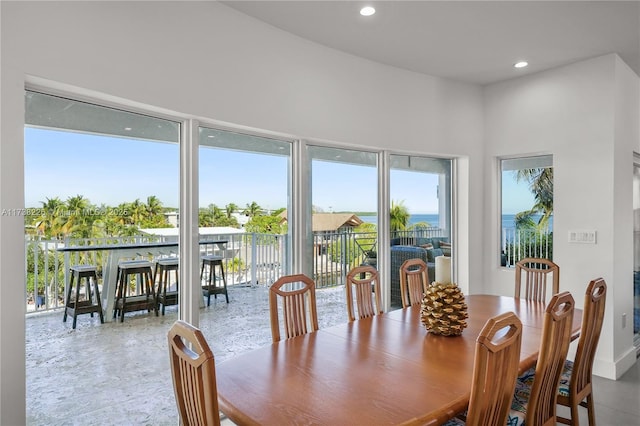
[
  {"left": 613, "top": 56, "right": 640, "bottom": 368},
  {"left": 484, "top": 54, "right": 639, "bottom": 379},
  {"left": 0, "top": 2, "right": 484, "bottom": 422}
]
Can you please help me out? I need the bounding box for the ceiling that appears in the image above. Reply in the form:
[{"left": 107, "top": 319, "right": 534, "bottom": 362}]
[{"left": 222, "top": 1, "right": 640, "bottom": 85}]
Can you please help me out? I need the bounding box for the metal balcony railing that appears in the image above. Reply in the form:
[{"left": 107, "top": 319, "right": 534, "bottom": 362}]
[
  {"left": 501, "top": 227, "right": 553, "bottom": 267},
  {"left": 26, "top": 226, "right": 549, "bottom": 313}
]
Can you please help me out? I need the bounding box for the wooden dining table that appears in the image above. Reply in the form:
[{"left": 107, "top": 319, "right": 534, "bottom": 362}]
[{"left": 216, "top": 294, "right": 582, "bottom": 426}]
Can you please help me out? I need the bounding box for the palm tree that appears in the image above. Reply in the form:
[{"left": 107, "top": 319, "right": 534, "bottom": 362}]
[
  {"left": 145, "top": 195, "right": 163, "bottom": 217},
  {"left": 243, "top": 201, "right": 262, "bottom": 218},
  {"left": 114, "top": 202, "right": 134, "bottom": 225},
  {"left": 35, "top": 197, "right": 65, "bottom": 238},
  {"left": 59, "top": 195, "right": 91, "bottom": 237},
  {"left": 390, "top": 200, "right": 410, "bottom": 232},
  {"left": 129, "top": 199, "right": 147, "bottom": 224},
  {"left": 199, "top": 206, "right": 216, "bottom": 227},
  {"left": 515, "top": 167, "right": 553, "bottom": 230},
  {"left": 225, "top": 203, "right": 238, "bottom": 219}
]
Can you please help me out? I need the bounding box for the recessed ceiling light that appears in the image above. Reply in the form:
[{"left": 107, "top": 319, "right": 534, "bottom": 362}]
[
  {"left": 360, "top": 6, "right": 375, "bottom": 16},
  {"left": 124, "top": 127, "right": 132, "bottom": 131},
  {"left": 514, "top": 61, "right": 529, "bottom": 69}
]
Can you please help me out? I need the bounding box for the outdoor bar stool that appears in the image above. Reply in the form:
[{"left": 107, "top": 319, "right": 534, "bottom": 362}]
[
  {"left": 200, "top": 254, "right": 229, "bottom": 306},
  {"left": 113, "top": 260, "right": 157, "bottom": 322},
  {"left": 154, "top": 257, "right": 179, "bottom": 315},
  {"left": 63, "top": 265, "right": 104, "bottom": 329}
]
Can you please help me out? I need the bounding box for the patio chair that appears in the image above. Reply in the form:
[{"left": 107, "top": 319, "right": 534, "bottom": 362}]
[
  {"left": 167, "top": 320, "right": 221, "bottom": 426},
  {"left": 443, "top": 311, "right": 523, "bottom": 425},
  {"left": 269, "top": 274, "right": 319, "bottom": 342},
  {"left": 557, "top": 278, "right": 607, "bottom": 425},
  {"left": 515, "top": 257, "right": 559, "bottom": 303},
  {"left": 509, "top": 291, "right": 575, "bottom": 426},
  {"left": 345, "top": 265, "right": 382, "bottom": 321},
  {"left": 399, "top": 258, "right": 429, "bottom": 308}
]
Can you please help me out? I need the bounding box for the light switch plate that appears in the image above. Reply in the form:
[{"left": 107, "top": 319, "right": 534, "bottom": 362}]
[{"left": 568, "top": 230, "right": 597, "bottom": 244}]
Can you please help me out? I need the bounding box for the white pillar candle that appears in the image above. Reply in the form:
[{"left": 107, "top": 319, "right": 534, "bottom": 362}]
[{"left": 435, "top": 255, "right": 451, "bottom": 284}]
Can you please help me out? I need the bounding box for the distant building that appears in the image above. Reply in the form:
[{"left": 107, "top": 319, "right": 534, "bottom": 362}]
[
  {"left": 164, "top": 211, "right": 179, "bottom": 227},
  {"left": 278, "top": 211, "right": 364, "bottom": 234},
  {"left": 139, "top": 226, "right": 245, "bottom": 238}
]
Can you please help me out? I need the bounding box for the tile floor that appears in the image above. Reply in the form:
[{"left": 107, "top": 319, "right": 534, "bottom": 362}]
[{"left": 26, "top": 284, "right": 639, "bottom": 425}]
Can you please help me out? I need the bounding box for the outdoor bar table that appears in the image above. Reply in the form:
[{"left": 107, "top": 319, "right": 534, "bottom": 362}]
[
  {"left": 57, "top": 240, "right": 227, "bottom": 322},
  {"left": 216, "top": 294, "right": 582, "bottom": 426}
]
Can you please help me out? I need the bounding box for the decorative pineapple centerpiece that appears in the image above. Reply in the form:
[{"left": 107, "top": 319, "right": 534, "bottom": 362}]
[{"left": 420, "top": 281, "right": 469, "bottom": 336}]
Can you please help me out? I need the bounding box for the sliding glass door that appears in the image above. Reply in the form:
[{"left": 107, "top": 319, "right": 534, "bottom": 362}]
[
  {"left": 199, "top": 126, "right": 292, "bottom": 283},
  {"left": 24, "top": 90, "right": 181, "bottom": 421},
  {"left": 389, "top": 155, "right": 452, "bottom": 308},
  {"left": 307, "top": 145, "right": 378, "bottom": 321}
]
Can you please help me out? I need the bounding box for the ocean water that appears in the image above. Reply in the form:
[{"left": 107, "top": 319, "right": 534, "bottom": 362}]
[{"left": 360, "top": 213, "right": 552, "bottom": 230}]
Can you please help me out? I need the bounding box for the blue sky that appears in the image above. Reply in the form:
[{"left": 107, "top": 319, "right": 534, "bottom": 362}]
[{"left": 25, "top": 127, "right": 534, "bottom": 214}]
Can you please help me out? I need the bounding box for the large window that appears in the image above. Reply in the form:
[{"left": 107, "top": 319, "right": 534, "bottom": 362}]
[
  {"left": 500, "top": 155, "right": 553, "bottom": 266},
  {"left": 198, "top": 127, "right": 291, "bottom": 287},
  {"left": 24, "top": 90, "right": 180, "bottom": 311},
  {"left": 389, "top": 155, "right": 452, "bottom": 308},
  {"left": 307, "top": 145, "right": 378, "bottom": 289},
  {"left": 25, "top": 90, "right": 181, "bottom": 421}
]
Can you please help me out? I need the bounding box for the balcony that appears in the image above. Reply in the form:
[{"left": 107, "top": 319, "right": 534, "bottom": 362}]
[{"left": 26, "top": 226, "right": 551, "bottom": 312}]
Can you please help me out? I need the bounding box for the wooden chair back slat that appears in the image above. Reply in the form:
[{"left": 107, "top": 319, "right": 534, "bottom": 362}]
[
  {"left": 466, "top": 311, "right": 523, "bottom": 426},
  {"left": 346, "top": 265, "right": 382, "bottom": 321},
  {"left": 269, "top": 274, "right": 319, "bottom": 342},
  {"left": 168, "top": 320, "right": 220, "bottom": 426},
  {"left": 515, "top": 258, "right": 559, "bottom": 303},
  {"left": 526, "top": 291, "right": 575, "bottom": 426},
  {"left": 399, "top": 258, "right": 429, "bottom": 308}
]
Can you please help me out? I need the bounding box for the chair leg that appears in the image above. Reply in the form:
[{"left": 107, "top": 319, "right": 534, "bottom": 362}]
[
  {"left": 570, "top": 399, "right": 580, "bottom": 426},
  {"left": 207, "top": 268, "right": 213, "bottom": 306},
  {"left": 211, "top": 265, "right": 217, "bottom": 300},
  {"left": 220, "top": 264, "right": 229, "bottom": 303},
  {"left": 160, "top": 269, "right": 166, "bottom": 316},
  {"left": 120, "top": 273, "right": 127, "bottom": 323},
  {"left": 146, "top": 270, "right": 158, "bottom": 316},
  {"left": 94, "top": 279, "right": 104, "bottom": 324},
  {"left": 86, "top": 276, "right": 94, "bottom": 318},
  {"left": 72, "top": 273, "right": 82, "bottom": 329},
  {"left": 585, "top": 393, "right": 595, "bottom": 426},
  {"left": 63, "top": 273, "right": 75, "bottom": 323}
]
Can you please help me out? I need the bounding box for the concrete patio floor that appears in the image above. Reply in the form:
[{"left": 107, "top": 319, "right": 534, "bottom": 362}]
[{"left": 26, "top": 284, "right": 350, "bottom": 426}]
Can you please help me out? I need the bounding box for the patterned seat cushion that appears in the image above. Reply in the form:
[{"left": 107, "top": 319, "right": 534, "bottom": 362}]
[
  {"left": 507, "top": 376, "right": 531, "bottom": 426},
  {"left": 444, "top": 361, "right": 571, "bottom": 426},
  {"left": 441, "top": 386, "right": 529, "bottom": 426},
  {"left": 557, "top": 359, "right": 573, "bottom": 397},
  {"left": 518, "top": 360, "right": 573, "bottom": 397},
  {"left": 441, "top": 416, "right": 466, "bottom": 425}
]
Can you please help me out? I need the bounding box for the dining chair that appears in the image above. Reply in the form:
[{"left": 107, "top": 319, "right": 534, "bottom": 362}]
[
  {"left": 509, "top": 291, "right": 575, "bottom": 426},
  {"left": 269, "top": 273, "right": 319, "bottom": 342},
  {"left": 399, "top": 258, "right": 429, "bottom": 308},
  {"left": 443, "top": 311, "right": 523, "bottom": 426},
  {"left": 167, "top": 320, "right": 221, "bottom": 426},
  {"left": 514, "top": 257, "right": 559, "bottom": 303},
  {"left": 345, "top": 265, "right": 382, "bottom": 321},
  {"left": 556, "top": 278, "right": 607, "bottom": 426}
]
